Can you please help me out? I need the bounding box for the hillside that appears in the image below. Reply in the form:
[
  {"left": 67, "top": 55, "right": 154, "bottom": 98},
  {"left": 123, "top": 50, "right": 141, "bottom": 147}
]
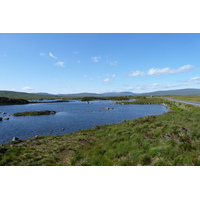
[
  {"left": 1, "top": 88, "right": 200, "bottom": 99},
  {"left": 0, "top": 91, "right": 61, "bottom": 100}
]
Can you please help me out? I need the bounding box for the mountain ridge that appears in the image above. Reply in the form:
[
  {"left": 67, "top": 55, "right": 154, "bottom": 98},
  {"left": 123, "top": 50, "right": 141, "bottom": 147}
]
[{"left": 0, "top": 88, "right": 200, "bottom": 99}]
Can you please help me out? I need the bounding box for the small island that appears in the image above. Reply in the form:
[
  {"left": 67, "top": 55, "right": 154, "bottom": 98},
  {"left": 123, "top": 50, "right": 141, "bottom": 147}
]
[{"left": 13, "top": 110, "right": 57, "bottom": 116}]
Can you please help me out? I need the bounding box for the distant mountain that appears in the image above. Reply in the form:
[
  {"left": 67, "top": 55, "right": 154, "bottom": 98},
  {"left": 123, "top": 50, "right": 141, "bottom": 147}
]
[
  {"left": 0, "top": 88, "right": 200, "bottom": 99},
  {"left": 58, "top": 92, "right": 137, "bottom": 97},
  {"left": 35, "top": 92, "right": 53, "bottom": 96},
  {"left": 140, "top": 88, "right": 200, "bottom": 96},
  {"left": 100, "top": 92, "right": 137, "bottom": 96},
  {"left": 58, "top": 93, "right": 102, "bottom": 97}
]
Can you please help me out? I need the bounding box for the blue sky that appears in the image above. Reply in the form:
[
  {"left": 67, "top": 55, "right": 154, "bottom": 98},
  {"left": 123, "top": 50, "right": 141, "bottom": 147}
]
[{"left": 0, "top": 33, "right": 200, "bottom": 94}]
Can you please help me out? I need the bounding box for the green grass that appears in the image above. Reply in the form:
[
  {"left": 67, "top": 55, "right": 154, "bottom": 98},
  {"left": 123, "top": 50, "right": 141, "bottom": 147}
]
[
  {"left": 164, "top": 95, "right": 200, "bottom": 103},
  {"left": 0, "top": 98, "right": 200, "bottom": 166}
]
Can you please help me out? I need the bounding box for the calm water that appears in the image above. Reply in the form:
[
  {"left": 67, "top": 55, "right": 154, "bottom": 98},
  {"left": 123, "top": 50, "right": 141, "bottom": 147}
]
[{"left": 0, "top": 101, "right": 168, "bottom": 144}]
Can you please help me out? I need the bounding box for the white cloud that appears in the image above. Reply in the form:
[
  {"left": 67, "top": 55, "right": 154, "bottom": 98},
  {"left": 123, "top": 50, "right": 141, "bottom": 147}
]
[
  {"left": 103, "top": 78, "right": 111, "bottom": 84},
  {"left": 134, "top": 76, "right": 200, "bottom": 91},
  {"left": 129, "top": 71, "right": 146, "bottom": 77},
  {"left": 147, "top": 65, "right": 193, "bottom": 75},
  {"left": 22, "top": 86, "right": 34, "bottom": 91},
  {"left": 102, "top": 74, "right": 116, "bottom": 84},
  {"left": 55, "top": 61, "right": 65, "bottom": 67},
  {"left": 187, "top": 77, "right": 200, "bottom": 84},
  {"left": 91, "top": 56, "right": 101, "bottom": 63},
  {"left": 49, "top": 52, "right": 58, "bottom": 59},
  {"left": 129, "top": 65, "right": 194, "bottom": 77},
  {"left": 135, "top": 83, "right": 180, "bottom": 90},
  {"left": 104, "top": 74, "right": 116, "bottom": 78},
  {"left": 110, "top": 61, "right": 118, "bottom": 66}
]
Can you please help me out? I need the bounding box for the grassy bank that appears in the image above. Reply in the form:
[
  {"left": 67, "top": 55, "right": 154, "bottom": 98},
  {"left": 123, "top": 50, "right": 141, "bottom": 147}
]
[
  {"left": 164, "top": 95, "right": 200, "bottom": 103},
  {"left": 0, "top": 98, "right": 199, "bottom": 166}
]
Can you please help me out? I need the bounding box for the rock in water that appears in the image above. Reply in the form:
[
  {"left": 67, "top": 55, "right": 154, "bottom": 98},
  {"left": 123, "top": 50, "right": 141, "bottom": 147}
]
[
  {"left": 12, "top": 137, "right": 19, "bottom": 142},
  {"left": 3, "top": 117, "right": 9, "bottom": 120}
]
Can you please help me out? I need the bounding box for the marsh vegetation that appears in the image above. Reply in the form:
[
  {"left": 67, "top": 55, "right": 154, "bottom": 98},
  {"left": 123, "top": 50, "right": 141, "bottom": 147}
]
[{"left": 0, "top": 97, "right": 199, "bottom": 166}]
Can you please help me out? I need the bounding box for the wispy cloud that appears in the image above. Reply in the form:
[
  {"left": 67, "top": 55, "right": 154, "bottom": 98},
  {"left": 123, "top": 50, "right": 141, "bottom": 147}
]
[
  {"left": 49, "top": 52, "right": 58, "bottom": 59},
  {"left": 104, "top": 74, "right": 116, "bottom": 77},
  {"left": 129, "top": 71, "right": 146, "bottom": 77},
  {"left": 39, "top": 52, "right": 46, "bottom": 57},
  {"left": 55, "top": 61, "right": 65, "bottom": 67},
  {"left": 133, "top": 76, "right": 200, "bottom": 91},
  {"left": 135, "top": 83, "right": 180, "bottom": 90},
  {"left": 110, "top": 61, "right": 118, "bottom": 66},
  {"left": 103, "top": 74, "right": 116, "bottom": 84},
  {"left": 22, "top": 86, "right": 34, "bottom": 91},
  {"left": 129, "top": 65, "right": 194, "bottom": 77},
  {"left": 103, "top": 78, "right": 111, "bottom": 84},
  {"left": 91, "top": 56, "right": 101, "bottom": 63},
  {"left": 187, "top": 77, "right": 200, "bottom": 84}
]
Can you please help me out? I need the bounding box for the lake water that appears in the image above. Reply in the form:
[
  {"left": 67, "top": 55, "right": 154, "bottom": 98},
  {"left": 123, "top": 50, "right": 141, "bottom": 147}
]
[{"left": 0, "top": 100, "right": 168, "bottom": 144}]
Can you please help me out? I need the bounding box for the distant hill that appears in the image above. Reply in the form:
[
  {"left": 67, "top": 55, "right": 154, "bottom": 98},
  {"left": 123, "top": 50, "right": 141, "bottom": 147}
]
[
  {"left": 35, "top": 92, "right": 53, "bottom": 96},
  {"left": 58, "top": 92, "right": 137, "bottom": 97},
  {"left": 0, "top": 91, "right": 61, "bottom": 100},
  {"left": 0, "top": 88, "right": 200, "bottom": 99},
  {"left": 140, "top": 88, "right": 200, "bottom": 96},
  {"left": 100, "top": 92, "right": 137, "bottom": 96},
  {"left": 58, "top": 93, "right": 102, "bottom": 97}
]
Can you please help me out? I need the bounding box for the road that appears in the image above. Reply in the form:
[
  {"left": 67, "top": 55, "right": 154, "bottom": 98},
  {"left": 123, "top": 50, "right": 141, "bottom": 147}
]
[{"left": 162, "top": 97, "right": 200, "bottom": 107}]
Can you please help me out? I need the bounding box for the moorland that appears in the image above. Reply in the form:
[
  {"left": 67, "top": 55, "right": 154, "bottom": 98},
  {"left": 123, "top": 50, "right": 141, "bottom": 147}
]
[{"left": 0, "top": 96, "right": 199, "bottom": 166}]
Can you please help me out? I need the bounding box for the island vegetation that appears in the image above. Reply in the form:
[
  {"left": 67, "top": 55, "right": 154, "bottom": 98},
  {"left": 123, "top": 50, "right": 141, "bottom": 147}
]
[
  {"left": 0, "top": 97, "right": 29, "bottom": 105},
  {"left": 13, "top": 110, "right": 57, "bottom": 116},
  {"left": 29, "top": 99, "right": 70, "bottom": 103},
  {"left": 0, "top": 97, "right": 199, "bottom": 166},
  {"left": 81, "top": 96, "right": 145, "bottom": 101}
]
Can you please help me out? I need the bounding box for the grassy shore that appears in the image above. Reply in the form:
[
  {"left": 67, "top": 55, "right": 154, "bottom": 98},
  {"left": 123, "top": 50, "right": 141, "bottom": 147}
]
[
  {"left": 164, "top": 95, "right": 200, "bottom": 103},
  {"left": 0, "top": 98, "right": 199, "bottom": 166}
]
